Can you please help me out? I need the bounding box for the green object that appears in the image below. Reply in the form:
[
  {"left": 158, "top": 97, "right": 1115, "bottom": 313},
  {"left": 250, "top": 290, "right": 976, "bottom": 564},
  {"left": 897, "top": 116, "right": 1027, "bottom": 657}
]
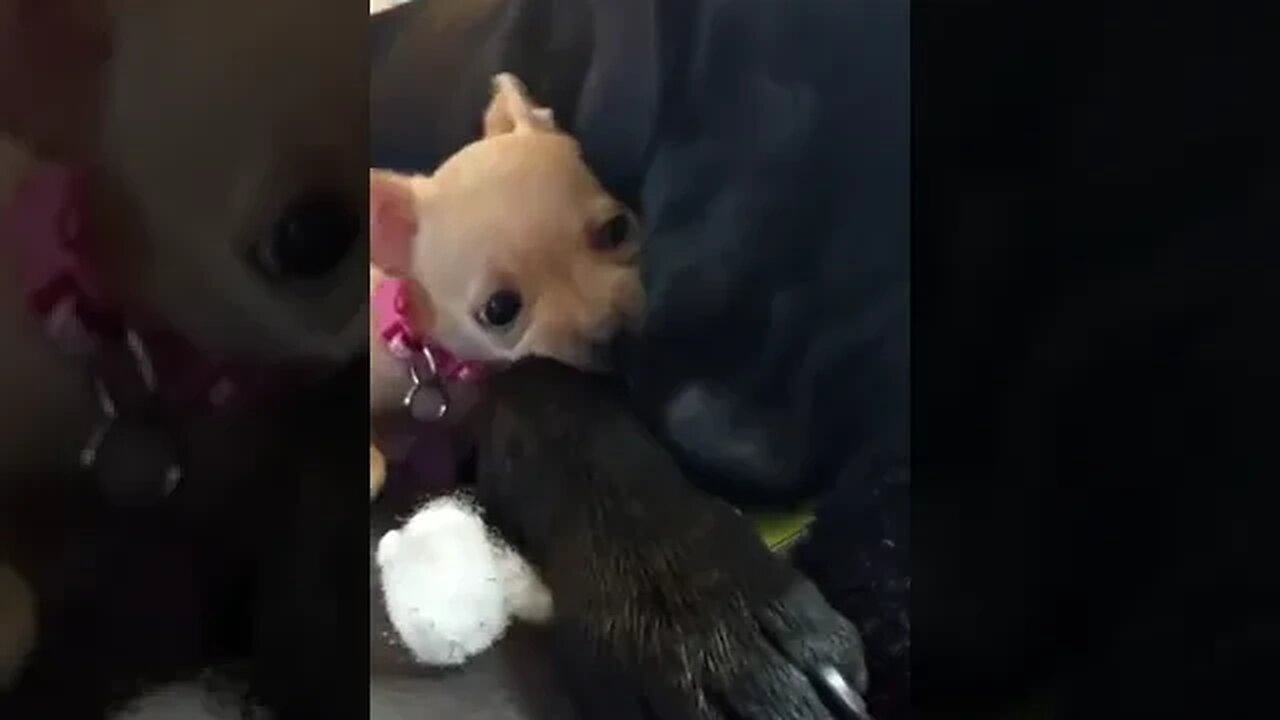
[{"left": 751, "top": 508, "right": 817, "bottom": 552}]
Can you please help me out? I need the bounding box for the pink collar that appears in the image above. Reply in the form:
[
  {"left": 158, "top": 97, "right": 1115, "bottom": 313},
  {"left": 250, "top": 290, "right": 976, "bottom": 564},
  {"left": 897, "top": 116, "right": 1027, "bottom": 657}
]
[
  {"left": 371, "top": 276, "right": 493, "bottom": 498},
  {"left": 371, "top": 276, "right": 492, "bottom": 385},
  {"left": 3, "top": 164, "right": 291, "bottom": 414}
]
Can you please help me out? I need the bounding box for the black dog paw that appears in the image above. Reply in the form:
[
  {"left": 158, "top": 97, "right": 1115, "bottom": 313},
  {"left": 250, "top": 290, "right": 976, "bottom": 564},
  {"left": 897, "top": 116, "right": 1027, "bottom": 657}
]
[
  {"left": 755, "top": 581, "right": 872, "bottom": 717},
  {"left": 470, "top": 360, "right": 874, "bottom": 720},
  {"left": 550, "top": 569, "right": 870, "bottom": 720}
]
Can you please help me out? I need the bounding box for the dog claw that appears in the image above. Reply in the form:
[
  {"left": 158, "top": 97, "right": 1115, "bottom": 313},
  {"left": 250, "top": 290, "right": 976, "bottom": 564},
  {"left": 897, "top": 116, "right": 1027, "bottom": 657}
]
[{"left": 814, "top": 664, "right": 873, "bottom": 720}]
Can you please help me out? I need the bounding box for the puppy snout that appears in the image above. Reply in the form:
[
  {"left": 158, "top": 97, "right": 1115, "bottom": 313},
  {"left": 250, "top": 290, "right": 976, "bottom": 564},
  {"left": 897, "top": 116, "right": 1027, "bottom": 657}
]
[{"left": 257, "top": 190, "right": 362, "bottom": 279}]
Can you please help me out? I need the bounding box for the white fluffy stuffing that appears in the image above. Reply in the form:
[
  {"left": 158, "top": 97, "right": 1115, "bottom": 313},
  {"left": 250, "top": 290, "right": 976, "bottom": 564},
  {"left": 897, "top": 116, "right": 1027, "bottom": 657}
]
[
  {"left": 376, "top": 494, "right": 551, "bottom": 667},
  {"left": 370, "top": 0, "right": 414, "bottom": 15},
  {"left": 110, "top": 680, "right": 269, "bottom": 720}
]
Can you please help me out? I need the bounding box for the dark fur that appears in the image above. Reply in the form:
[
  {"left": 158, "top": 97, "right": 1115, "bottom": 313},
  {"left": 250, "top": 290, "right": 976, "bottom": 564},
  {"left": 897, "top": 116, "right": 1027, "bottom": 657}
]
[
  {"left": 372, "top": 0, "right": 908, "bottom": 717},
  {"left": 472, "top": 358, "right": 869, "bottom": 720}
]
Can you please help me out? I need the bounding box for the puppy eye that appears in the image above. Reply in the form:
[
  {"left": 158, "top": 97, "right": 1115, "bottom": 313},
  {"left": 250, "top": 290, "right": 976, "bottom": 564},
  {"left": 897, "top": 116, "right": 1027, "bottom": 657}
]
[
  {"left": 255, "top": 191, "right": 360, "bottom": 280},
  {"left": 477, "top": 289, "right": 523, "bottom": 329},
  {"left": 591, "top": 213, "right": 632, "bottom": 251}
]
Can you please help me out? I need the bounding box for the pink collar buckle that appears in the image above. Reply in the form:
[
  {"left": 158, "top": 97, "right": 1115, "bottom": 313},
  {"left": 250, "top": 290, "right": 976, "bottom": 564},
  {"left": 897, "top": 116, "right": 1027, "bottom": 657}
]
[
  {"left": 4, "top": 164, "right": 311, "bottom": 507},
  {"left": 372, "top": 275, "right": 495, "bottom": 421}
]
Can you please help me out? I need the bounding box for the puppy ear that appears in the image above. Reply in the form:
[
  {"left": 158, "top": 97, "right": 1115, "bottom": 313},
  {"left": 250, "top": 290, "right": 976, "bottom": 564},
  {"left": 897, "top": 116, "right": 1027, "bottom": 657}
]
[
  {"left": 369, "top": 169, "right": 428, "bottom": 276},
  {"left": 483, "top": 73, "right": 557, "bottom": 137}
]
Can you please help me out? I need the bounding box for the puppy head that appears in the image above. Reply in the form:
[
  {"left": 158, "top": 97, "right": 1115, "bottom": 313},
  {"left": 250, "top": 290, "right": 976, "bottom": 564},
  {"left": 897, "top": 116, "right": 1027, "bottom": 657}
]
[
  {"left": 370, "top": 74, "right": 643, "bottom": 370},
  {"left": 93, "top": 0, "right": 366, "bottom": 366}
]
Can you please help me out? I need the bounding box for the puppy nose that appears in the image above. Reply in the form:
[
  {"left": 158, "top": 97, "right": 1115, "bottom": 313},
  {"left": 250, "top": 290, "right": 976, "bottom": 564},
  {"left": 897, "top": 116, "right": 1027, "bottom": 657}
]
[{"left": 265, "top": 190, "right": 361, "bottom": 278}]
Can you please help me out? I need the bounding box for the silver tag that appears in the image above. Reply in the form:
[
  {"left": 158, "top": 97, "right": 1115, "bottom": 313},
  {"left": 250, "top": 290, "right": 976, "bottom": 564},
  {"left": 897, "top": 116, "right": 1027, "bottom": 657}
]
[
  {"left": 405, "top": 382, "right": 447, "bottom": 421},
  {"left": 402, "top": 346, "right": 448, "bottom": 421},
  {"left": 82, "top": 415, "right": 183, "bottom": 507},
  {"left": 79, "top": 329, "right": 184, "bottom": 508}
]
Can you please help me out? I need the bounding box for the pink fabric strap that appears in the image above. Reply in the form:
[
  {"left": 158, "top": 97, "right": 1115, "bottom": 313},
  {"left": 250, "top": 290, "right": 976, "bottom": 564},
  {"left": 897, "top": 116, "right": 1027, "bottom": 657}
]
[
  {"left": 371, "top": 276, "right": 482, "bottom": 498},
  {"left": 371, "top": 275, "right": 491, "bottom": 383},
  {"left": 8, "top": 165, "right": 113, "bottom": 353},
  {"left": 3, "top": 165, "right": 292, "bottom": 412}
]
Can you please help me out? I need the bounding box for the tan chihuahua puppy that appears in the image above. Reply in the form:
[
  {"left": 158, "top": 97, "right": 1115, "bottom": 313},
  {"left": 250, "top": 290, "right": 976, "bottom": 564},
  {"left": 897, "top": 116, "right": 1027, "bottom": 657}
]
[
  {"left": 1, "top": 0, "right": 365, "bottom": 693},
  {"left": 369, "top": 73, "right": 644, "bottom": 498}
]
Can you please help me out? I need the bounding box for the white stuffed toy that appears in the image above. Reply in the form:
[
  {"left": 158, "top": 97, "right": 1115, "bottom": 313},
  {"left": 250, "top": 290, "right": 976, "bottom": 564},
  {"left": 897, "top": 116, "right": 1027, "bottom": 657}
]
[
  {"left": 110, "top": 678, "right": 269, "bottom": 720},
  {"left": 375, "top": 495, "right": 553, "bottom": 666},
  {"left": 370, "top": 0, "right": 414, "bottom": 16}
]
